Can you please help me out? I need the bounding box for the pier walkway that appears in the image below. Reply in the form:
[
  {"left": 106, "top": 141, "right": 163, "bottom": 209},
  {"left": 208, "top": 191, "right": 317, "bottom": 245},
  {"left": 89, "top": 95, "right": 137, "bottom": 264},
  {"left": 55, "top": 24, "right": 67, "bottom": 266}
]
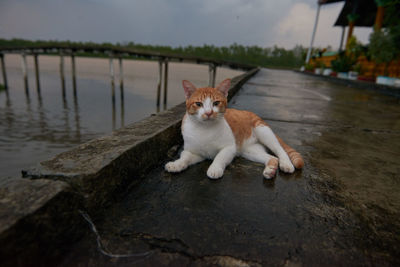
[{"left": 59, "top": 69, "right": 400, "bottom": 266}]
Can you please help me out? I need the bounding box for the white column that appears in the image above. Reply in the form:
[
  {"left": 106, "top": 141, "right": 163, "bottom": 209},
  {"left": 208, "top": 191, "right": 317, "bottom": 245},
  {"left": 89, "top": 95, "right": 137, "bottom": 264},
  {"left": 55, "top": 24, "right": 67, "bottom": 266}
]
[{"left": 305, "top": 3, "right": 321, "bottom": 64}]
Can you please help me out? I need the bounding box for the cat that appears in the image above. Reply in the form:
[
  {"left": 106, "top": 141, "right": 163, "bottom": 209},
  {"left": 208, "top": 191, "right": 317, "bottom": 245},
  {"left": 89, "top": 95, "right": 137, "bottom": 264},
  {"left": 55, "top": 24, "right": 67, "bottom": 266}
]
[{"left": 165, "top": 78, "right": 304, "bottom": 179}]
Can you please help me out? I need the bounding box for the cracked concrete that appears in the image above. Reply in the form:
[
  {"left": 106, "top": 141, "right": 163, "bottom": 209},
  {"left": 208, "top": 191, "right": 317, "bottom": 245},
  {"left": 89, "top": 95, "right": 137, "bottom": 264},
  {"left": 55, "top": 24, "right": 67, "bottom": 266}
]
[{"left": 58, "top": 69, "right": 400, "bottom": 266}]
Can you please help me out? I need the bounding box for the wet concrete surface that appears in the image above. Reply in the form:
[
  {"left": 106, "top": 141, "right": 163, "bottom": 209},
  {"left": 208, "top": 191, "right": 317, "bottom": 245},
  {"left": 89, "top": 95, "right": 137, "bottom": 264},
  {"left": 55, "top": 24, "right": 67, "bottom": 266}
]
[{"left": 60, "top": 69, "right": 400, "bottom": 266}]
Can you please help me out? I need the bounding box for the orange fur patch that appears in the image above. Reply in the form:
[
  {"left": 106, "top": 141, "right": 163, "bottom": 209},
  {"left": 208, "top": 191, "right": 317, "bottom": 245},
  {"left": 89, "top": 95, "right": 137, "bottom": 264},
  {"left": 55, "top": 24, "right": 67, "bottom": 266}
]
[
  {"left": 267, "top": 157, "right": 278, "bottom": 168},
  {"left": 276, "top": 135, "right": 304, "bottom": 169},
  {"left": 224, "top": 109, "right": 267, "bottom": 146}
]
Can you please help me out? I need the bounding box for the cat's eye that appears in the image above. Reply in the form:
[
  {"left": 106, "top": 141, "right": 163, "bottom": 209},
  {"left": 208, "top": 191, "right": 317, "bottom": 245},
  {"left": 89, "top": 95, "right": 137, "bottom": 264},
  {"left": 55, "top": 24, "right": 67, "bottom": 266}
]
[
  {"left": 195, "top": 102, "right": 202, "bottom": 107},
  {"left": 213, "top": 101, "right": 220, "bottom": 106}
]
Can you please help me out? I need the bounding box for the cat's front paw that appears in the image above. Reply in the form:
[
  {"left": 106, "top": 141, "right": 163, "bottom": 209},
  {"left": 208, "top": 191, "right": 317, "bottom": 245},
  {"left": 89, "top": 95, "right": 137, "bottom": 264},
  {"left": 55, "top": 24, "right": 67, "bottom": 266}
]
[
  {"left": 207, "top": 165, "right": 224, "bottom": 179},
  {"left": 263, "top": 165, "right": 277, "bottom": 179},
  {"left": 279, "top": 159, "right": 295, "bottom": 173},
  {"left": 264, "top": 157, "right": 278, "bottom": 179},
  {"left": 165, "top": 160, "right": 187, "bottom": 173}
]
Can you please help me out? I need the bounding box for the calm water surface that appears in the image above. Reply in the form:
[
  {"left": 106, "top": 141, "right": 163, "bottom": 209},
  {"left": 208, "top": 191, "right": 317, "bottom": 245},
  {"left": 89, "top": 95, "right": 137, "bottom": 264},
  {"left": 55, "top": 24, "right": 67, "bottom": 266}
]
[{"left": 0, "top": 54, "right": 243, "bottom": 178}]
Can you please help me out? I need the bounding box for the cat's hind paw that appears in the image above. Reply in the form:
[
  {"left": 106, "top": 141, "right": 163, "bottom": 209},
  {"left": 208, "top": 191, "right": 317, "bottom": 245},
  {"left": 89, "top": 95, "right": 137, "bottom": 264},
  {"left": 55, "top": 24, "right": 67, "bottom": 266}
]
[
  {"left": 165, "top": 160, "right": 187, "bottom": 173},
  {"left": 279, "top": 159, "right": 295, "bottom": 173},
  {"left": 207, "top": 165, "right": 224, "bottom": 179}
]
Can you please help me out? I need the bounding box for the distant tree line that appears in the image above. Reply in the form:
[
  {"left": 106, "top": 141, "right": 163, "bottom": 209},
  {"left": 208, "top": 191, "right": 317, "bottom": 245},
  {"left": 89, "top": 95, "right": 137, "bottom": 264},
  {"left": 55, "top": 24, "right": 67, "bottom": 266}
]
[{"left": 0, "top": 38, "right": 309, "bottom": 69}]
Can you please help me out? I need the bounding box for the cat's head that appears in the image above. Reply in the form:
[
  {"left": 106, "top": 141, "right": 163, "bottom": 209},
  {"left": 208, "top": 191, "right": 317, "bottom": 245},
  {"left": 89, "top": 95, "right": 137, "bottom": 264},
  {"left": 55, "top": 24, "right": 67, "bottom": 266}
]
[{"left": 182, "top": 79, "right": 230, "bottom": 122}]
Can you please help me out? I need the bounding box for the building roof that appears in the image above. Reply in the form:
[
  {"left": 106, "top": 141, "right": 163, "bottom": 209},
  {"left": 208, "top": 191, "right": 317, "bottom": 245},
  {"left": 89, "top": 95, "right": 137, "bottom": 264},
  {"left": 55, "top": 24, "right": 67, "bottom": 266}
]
[
  {"left": 318, "top": 0, "right": 344, "bottom": 4},
  {"left": 320, "top": 0, "right": 400, "bottom": 27},
  {"left": 333, "top": 0, "right": 378, "bottom": 27}
]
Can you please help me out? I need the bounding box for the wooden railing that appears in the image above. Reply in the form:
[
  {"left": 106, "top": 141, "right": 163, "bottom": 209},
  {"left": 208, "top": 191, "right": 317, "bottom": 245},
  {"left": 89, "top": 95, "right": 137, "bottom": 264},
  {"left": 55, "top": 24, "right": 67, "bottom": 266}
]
[{"left": 0, "top": 44, "right": 256, "bottom": 109}]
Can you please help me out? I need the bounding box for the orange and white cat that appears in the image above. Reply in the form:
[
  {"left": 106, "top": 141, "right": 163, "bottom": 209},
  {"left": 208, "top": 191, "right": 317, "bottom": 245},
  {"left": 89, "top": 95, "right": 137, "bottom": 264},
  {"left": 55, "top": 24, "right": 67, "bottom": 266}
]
[{"left": 165, "top": 78, "right": 304, "bottom": 179}]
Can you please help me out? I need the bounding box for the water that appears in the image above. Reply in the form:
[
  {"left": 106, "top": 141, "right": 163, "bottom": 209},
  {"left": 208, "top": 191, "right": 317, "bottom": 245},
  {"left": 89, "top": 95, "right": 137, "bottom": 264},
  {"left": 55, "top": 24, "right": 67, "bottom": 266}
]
[{"left": 0, "top": 54, "right": 243, "bottom": 178}]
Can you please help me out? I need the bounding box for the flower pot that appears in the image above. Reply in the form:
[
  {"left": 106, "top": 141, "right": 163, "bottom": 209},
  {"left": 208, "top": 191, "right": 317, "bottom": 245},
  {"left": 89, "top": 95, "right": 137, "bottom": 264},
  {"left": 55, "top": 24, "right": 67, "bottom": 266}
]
[
  {"left": 337, "top": 72, "right": 348, "bottom": 79},
  {"left": 348, "top": 71, "right": 358, "bottom": 80},
  {"left": 323, "top": 69, "right": 332, "bottom": 76},
  {"left": 376, "top": 76, "right": 396, "bottom": 86},
  {"left": 357, "top": 76, "right": 375, "bottom": 82},
  {"left": 394, "top": 78, "right": 400, "bottom": 88}
]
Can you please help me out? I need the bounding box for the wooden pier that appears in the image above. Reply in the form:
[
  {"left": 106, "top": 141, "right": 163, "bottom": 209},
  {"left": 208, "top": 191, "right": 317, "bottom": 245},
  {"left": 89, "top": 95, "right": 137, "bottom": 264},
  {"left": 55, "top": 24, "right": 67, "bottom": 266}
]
[{"left": 0, "top": 44, "right": 254, "bottom": 110}]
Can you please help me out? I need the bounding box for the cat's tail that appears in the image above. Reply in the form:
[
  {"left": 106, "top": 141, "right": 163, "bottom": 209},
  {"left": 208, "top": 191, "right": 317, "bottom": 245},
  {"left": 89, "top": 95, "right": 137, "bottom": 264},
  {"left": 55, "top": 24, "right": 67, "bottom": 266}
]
[{"left": 276, "top": 136, "right": 304, "bottom": 169}]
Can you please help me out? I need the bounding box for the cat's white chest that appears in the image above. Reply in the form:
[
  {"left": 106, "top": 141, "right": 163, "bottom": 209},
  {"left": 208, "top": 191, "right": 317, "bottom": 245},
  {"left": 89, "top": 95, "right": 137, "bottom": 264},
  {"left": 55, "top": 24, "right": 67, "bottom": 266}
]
[{"left": 182, "top": 116, "right": 235, "bottom": 159}]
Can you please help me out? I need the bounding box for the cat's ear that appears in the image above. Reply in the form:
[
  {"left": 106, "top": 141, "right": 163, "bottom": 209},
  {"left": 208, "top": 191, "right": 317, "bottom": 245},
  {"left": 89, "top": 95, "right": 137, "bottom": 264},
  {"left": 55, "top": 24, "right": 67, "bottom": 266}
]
[
  {"left": 216, "top": 78, "right": 231, "bottom": 97},
  {"left": 182, "top": 80, "right": 197, "bottom": 100}
]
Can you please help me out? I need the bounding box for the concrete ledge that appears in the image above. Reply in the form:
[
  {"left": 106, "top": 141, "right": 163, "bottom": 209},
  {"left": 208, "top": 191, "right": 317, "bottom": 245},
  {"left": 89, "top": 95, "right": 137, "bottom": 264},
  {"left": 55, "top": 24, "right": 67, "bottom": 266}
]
[
  {"left": 0, "top": 178, "right": 85, "bottom": 266},
  {"left": 23, "top": 103, "right": 187, "bottom": 212},
  {"left": 297, "top": 70, "right": 400, "bottom": 98}
]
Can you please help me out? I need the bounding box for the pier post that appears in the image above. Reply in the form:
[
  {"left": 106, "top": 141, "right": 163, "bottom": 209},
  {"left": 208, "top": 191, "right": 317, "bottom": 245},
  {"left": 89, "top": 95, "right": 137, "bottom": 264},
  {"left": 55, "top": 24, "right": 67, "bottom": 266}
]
[
  {"left": 109, "top": 53, "right": 116, "bottom": 129},
  {"left": 60, "top": 51, "right": 66, "bottom": 100},
  {"left": 119, "top": 57, "right": 125, "bottom": 127},
  {"left": 109, "top": 54, "right": 115, "bottom": 103},
  {"left": 120, "top": 94, "right": 125, "bottom": 128},
  {"left": 118, "top": 57, "right": 124, "bottom": 90},
  {"left": 21, "top": 52, "right": 29, "bottom": 96},
  {"left": 112, "top": 100, "right": 116, "bottom": 130},
  {"left": 0, "top": 54, "right": 8, "bottom": 89},
  {"left": 156, "top": 59, "right": 163, "bottom": 109},
  {"left": 208, "top": 64, "right": 217, "bottom": 88},
  {"left": 34, "top": 54, "right": 41, "bottom": 94},
  {"left": 163, "top": 58, "right": 169, "bottom": 108},
  {"left": 71, "top": 53, "right": 77, "bottom": 98}
]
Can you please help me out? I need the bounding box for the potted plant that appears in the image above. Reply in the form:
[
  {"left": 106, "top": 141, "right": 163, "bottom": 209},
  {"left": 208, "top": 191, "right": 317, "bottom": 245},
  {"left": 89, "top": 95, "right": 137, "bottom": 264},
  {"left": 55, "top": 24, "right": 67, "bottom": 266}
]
[
  {"left": 314, "top": 61, "right": 326, "bottom": 75},
  {"left": 323, "top": 68, "right": 332, "bottom": 76},
  {"left": 346, "top": 36, "right": 365, "bottom": 80},
  {"left": 331, "top": 52, "right": 354, "bottom": 79},
  {"left": 368, "top": 29, "right": 396, "bottom": 85},
  {"left": 304, "top": 63, "right": 315, "bottom": 73},
  {"left": 348, "top": 63, "right": 361, "bottom": 80}
]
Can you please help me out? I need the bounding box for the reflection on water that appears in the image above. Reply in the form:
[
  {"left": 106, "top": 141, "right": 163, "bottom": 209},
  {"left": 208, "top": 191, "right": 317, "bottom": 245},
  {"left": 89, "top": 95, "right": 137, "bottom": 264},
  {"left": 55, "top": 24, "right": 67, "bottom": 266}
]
[{"left": 0, "top": 54, "right": 243, "bottom": 178}]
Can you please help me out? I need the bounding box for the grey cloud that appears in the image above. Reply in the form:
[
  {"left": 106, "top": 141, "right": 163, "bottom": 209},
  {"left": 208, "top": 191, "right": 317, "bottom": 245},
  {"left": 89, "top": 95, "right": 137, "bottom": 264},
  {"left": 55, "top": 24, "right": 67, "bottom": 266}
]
[{"left": 0, "top": 0, "right": 354, "bottom": 48}]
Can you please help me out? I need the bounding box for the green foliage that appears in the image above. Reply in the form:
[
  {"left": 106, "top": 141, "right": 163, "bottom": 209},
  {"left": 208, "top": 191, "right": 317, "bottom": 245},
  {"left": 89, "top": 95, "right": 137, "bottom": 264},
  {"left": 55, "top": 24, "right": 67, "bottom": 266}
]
[
  {"left": 346, "top": 13, "right": 360, "bottom": 22},
  {"left": 347, "top": 36, "right": 364, "bottom": 58},
  {"left": 304, "top": 63, "right": 314, "bottom": 71},
  {"left": 368, "top": 30, "right": 396, "bottom": 64},
  {"left": 331, "top": 53, "right": 355, "bottom": 72},
  {"left": 346, "top": 36, "right": 367, "bottom": 71},
  {"left": 315, "top": 60, "right": 326, "bottom": 69},
  {"left": 352, "top": 63, "right": 363, "bottom": 74},
  {"left": 0, "top": 38, "right": 308, "bottom": 69},
  {"left": 384, "top": 1, "right": 400, "bottom": 57},
  {"left": 374, "top": 0, "right": 392, "bottom": 6},
  {"left": 0, "top": 84, "right": 5, "bottom": 91}
]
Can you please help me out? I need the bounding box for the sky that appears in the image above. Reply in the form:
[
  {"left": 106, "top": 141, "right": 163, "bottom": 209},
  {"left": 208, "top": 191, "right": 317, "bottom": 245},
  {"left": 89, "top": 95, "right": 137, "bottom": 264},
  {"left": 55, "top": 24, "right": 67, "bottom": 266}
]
[{"left": 0, "top": 0, "right": 373, "bottom": 49}]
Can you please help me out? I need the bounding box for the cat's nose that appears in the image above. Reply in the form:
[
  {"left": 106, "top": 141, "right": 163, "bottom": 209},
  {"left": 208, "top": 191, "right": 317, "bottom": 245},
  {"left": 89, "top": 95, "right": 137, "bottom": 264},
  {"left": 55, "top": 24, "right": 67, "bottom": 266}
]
[{"left": 205, "top": 110, "right": 214, "bottom": 117}]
